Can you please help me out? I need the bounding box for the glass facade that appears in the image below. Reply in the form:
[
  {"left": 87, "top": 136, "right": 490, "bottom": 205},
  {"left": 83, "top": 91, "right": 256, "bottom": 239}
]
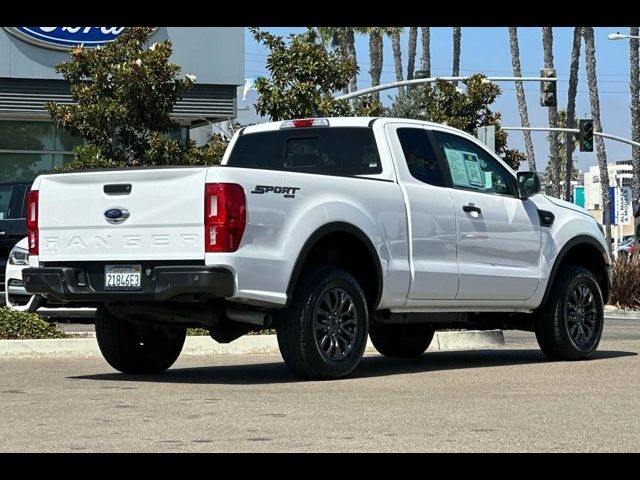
[{"left": 0, "top": 120, "right": 81, "bottom": 181}]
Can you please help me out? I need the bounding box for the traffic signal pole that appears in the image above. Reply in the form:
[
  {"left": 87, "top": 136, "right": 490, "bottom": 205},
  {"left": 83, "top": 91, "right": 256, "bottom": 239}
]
[{"left": 501, "top": 126, "right": 640, "bottom": 149}]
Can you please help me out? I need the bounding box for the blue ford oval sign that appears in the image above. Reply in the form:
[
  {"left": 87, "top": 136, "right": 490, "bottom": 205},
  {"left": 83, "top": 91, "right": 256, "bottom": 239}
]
[
  {"left": 4, "top": 27, "right": 127, "bottom": 51},
  {"left": 104, "top": 208, "right": 130, "bottom": 224}
]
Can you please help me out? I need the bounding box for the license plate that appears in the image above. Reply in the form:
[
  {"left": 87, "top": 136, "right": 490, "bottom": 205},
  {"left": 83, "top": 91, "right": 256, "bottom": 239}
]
[{"left": 104, "top": 265, "right": 142, "bottom": 290}]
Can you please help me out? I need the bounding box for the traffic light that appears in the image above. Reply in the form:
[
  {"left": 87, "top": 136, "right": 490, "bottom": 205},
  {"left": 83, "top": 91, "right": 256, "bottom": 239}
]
[
  {"left": 540, "top": 68, "right": 557, "bottom": 107},
  {"left": 579, "top": 119, "right": 594, "bottom": 152}
]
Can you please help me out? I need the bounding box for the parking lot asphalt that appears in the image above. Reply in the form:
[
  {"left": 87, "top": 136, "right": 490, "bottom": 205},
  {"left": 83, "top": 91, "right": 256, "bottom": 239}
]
[{"left": 0, "top": 318, "right": 638, "bottom": 452}]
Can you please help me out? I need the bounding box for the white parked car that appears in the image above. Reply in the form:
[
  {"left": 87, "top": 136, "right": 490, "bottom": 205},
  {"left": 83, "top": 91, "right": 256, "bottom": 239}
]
[{"left": 5, "top": 237, "right": 95, "bottom": 319}]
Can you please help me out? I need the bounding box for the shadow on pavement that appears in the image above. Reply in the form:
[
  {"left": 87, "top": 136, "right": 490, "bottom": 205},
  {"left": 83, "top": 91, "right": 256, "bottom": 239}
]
[{"left": 70, "top": 348, "right": 637, "bottom": 385}]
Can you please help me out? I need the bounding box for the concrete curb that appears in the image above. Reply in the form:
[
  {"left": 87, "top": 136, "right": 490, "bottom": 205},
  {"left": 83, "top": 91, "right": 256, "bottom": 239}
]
[
  {"left": 0, "top": 330, "right": 504, "bottom": 359},
  {"left": 604, "top": 308, "right": 640, "bottom": 320}
]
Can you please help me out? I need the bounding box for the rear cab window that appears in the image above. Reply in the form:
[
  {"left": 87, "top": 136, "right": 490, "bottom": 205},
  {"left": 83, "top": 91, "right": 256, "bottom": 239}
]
[{"left": 227, "top": 127, "right": 382, "bottom": 176}]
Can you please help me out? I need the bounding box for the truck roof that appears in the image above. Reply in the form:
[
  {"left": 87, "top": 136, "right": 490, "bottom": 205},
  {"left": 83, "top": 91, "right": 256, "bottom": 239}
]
[{"left": 240, "top": 117, "right": 472, "bottom": 137}]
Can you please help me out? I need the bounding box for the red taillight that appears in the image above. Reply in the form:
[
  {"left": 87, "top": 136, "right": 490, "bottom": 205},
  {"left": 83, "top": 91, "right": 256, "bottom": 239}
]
[
  {"left": 204, "top": 183, "right": 246, "bottom": 252},
  {"left": 26, "top": 190, "right": 39, "bottom": 256}
]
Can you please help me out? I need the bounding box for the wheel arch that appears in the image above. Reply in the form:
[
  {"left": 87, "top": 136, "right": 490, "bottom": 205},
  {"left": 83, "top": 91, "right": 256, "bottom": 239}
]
[
  {"left": 286, "top": 222, "right": 383, "bottom": 309},
  {"left": 541, "top": 235, "right": 611, "bottom": 307}
]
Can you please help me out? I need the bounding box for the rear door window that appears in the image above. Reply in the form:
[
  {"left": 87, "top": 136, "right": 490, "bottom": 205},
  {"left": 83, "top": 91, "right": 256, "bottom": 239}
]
[
  {"left": 228, "top": 127, "right": 382, "bottom": 175},
  {"left": 396, "top": 128, "right": 446, "bottom": 187}
]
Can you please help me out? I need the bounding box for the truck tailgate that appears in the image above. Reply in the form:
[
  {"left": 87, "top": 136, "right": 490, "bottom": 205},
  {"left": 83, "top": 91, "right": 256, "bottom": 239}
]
[{"left": 37, "top": 168, "right": 208, "bottom": 262}]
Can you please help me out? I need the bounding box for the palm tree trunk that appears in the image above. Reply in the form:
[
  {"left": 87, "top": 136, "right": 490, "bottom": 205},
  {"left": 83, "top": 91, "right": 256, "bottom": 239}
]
[
  {"left": 630, "top": 27, "right": 639, "bottom": 248},
  {"left": 565, "top": 27, "right": 582, "bottom": 201},
  {"left": 543, "top": 27, "right": 561, "bottom": 198},
  {"left": 631, "top": 27, "right": 640, "bottom": 209},
  {"left": 390, "top": 29, "right": 404, "bottom": 96},
  {"left": 583, "top": 27, "right": 612, "bottom": 251},
  {"left": 508, "top": 27, "right": 536, "bottom": 173},
  {"left": 407, "top": 27, "right": 418, "bottom": 80},
  {"left": 452, "top": 27, "right": 461, "bottom": 86},
  {"left": 369, "top": 29, "right": 383, "bottom": 103},
  {"left": 421, "top": 27, "right": 431, "bottom": 77},
  {"left": 345, "top": 28, "right": 358, "bottom": 93}
]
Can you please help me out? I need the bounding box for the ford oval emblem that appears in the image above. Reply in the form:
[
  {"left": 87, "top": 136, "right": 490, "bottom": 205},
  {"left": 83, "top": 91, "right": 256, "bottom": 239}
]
[
  {"left": 104, "top": 208, "right": 130, "bottom": 224},
  {"left": 4, "top": 27, "right": 132, "bottom": 51}
]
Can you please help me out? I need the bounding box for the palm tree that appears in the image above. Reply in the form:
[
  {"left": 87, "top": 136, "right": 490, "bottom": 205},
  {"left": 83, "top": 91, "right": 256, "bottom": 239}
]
[
  {"left": 583, "top": 27, "right": 612, "bottom": 250},
  {"left": 388, "top": 28, "right": 404, "bottom": 96},
  {"left": 542, "top": 27, "right": 560, "bottom": 198},
  {"left": 421, "top": 27, "right": 431, "bottom": 77},
  {"left": 508, "top": 27, "right": 536, "bottom": 173},
  {"left": 314, "top": 27, "right": 359, "bottom": 93},
  {"left": 368, "top": 28, "right": 384, "bottom": 102},
  {"left": 344, "top": 28, "right": 359, "bottom": 93},
  {"left": 564, "top": 27, "right": 582, "bottom": 201},
  {"left": 407, "top": 27, "right": 418, "bottom": 80},
  {"left": 630, "top": 27, "right": 640, "bottom": 206},
  {"left": 452, "top": 27, "right": 461, "bottom": 86}
]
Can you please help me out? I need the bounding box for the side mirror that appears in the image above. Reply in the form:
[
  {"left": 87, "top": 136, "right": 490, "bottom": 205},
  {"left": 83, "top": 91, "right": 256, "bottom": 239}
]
[{"left": 517, "top": 171, "right": 541, "bottom": 198}]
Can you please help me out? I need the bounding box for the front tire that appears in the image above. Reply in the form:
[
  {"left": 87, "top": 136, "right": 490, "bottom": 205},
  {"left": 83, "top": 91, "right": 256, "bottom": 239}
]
[
  {"left": 277, "top": 267, "right": 369, "bottom": 379},
  {"left": 95, "top": 306, "right": 186, "bottom": 374},
  {"left": 535, "top": 265, "right": 604, "bottom": 360},
  {"left": 369, "top": 321, "right": 435, "bottom": 358}
]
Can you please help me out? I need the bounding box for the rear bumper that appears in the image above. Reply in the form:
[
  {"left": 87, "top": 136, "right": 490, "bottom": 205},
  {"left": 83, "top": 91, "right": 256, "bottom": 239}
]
[{"left": 23, "top": 265, "right": 234, "bottom": 302}]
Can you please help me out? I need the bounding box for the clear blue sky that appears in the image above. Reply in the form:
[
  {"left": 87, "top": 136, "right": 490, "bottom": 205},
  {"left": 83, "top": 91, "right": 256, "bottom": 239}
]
[{"left": 240, "top": 27, "right": 634, "bottom": 173}]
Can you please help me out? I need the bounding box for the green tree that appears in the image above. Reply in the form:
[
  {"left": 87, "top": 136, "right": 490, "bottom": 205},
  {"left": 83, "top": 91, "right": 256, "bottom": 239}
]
[
  {"left": 384, "top": 74, "right": 526, "bottom": 170},
  {"left": 251, "top": 28, "right": 381, "bottom": 121},
  {"left": 46, "top": 27, "right": 223, "bottom": 170}
]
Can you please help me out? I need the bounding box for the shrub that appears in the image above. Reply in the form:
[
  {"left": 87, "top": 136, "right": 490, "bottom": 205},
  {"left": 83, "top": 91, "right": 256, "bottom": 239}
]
[
  {"left": 610, "top": 254, "right": 640, "bottom": 310},
  {"left": 187, "top": 328, "right": 209, "bottom": 336},
  {"left": 0, "top": 308, "right": 67, "bottom": 340},
  {"left": 187, "top": 328, "right": 276, "bottom": 336}
]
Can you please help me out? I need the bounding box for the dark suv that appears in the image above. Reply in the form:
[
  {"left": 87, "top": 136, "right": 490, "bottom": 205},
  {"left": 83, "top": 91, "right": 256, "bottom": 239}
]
[{"left": 0, "top": 181, "right": 30, "bottom": 305}]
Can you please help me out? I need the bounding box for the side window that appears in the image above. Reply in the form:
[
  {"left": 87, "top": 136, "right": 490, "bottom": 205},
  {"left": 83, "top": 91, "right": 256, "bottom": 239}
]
[
  {"left": 396, "top": 128, "right": 445, "bottom": 187},
  {"left": 432, "top": 131, "right": 517, "bottom": 197}
]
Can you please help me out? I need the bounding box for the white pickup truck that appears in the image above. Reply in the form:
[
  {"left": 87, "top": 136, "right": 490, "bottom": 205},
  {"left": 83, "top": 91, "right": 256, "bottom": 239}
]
[{"left": 23, "top": 117, "right": 611, "bottom": 379}]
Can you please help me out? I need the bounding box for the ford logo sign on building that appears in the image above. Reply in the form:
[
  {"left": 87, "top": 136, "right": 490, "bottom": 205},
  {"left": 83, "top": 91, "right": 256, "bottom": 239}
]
[{"left": 4, "top": 27, "right": 127, "bottom": 51}]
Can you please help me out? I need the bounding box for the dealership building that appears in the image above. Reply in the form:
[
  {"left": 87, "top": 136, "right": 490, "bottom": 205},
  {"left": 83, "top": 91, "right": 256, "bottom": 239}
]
[{"left": 0, "top": 27, "right": 244, "bottom": 183}]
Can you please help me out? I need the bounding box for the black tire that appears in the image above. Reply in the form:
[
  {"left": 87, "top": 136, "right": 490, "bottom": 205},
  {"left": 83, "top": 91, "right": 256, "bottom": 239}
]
[
  {"left": 535, "top": 265, "right": 604, "bottom": 360},
  {"left": 276, "top": 266, "right": 369, "bottom": 379},
  {"left": 369, "top": 321, "right": 435, "bottom": 358},
  {"left": 95, "top": 306, "right": 186, "bottom": 374}
]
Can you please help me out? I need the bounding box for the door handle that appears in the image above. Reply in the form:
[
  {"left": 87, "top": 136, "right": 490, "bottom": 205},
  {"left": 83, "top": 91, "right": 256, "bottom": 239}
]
[{"left": 462, "top": 204, "right": 482, "bottom": 214}]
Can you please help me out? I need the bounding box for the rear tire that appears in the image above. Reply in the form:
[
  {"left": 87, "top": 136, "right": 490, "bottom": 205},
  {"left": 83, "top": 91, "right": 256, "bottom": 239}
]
[
  {"left": 277, "top": 267, "right": 369, "bottom": 379},
  {"left": 95, "top": 306, "right": 186, "bottom": 374},
  {"left": 535, "top": 265, "right": 604, "bottom": 360},
  {"left": 369, "top": 321, "right": 435, "bottom": 358}
]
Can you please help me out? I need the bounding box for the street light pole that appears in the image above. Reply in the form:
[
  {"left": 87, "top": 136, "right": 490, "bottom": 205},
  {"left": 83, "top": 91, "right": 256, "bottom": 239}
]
[{"left": 336, "top": 75, "right": 556, "bottom": 101}]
